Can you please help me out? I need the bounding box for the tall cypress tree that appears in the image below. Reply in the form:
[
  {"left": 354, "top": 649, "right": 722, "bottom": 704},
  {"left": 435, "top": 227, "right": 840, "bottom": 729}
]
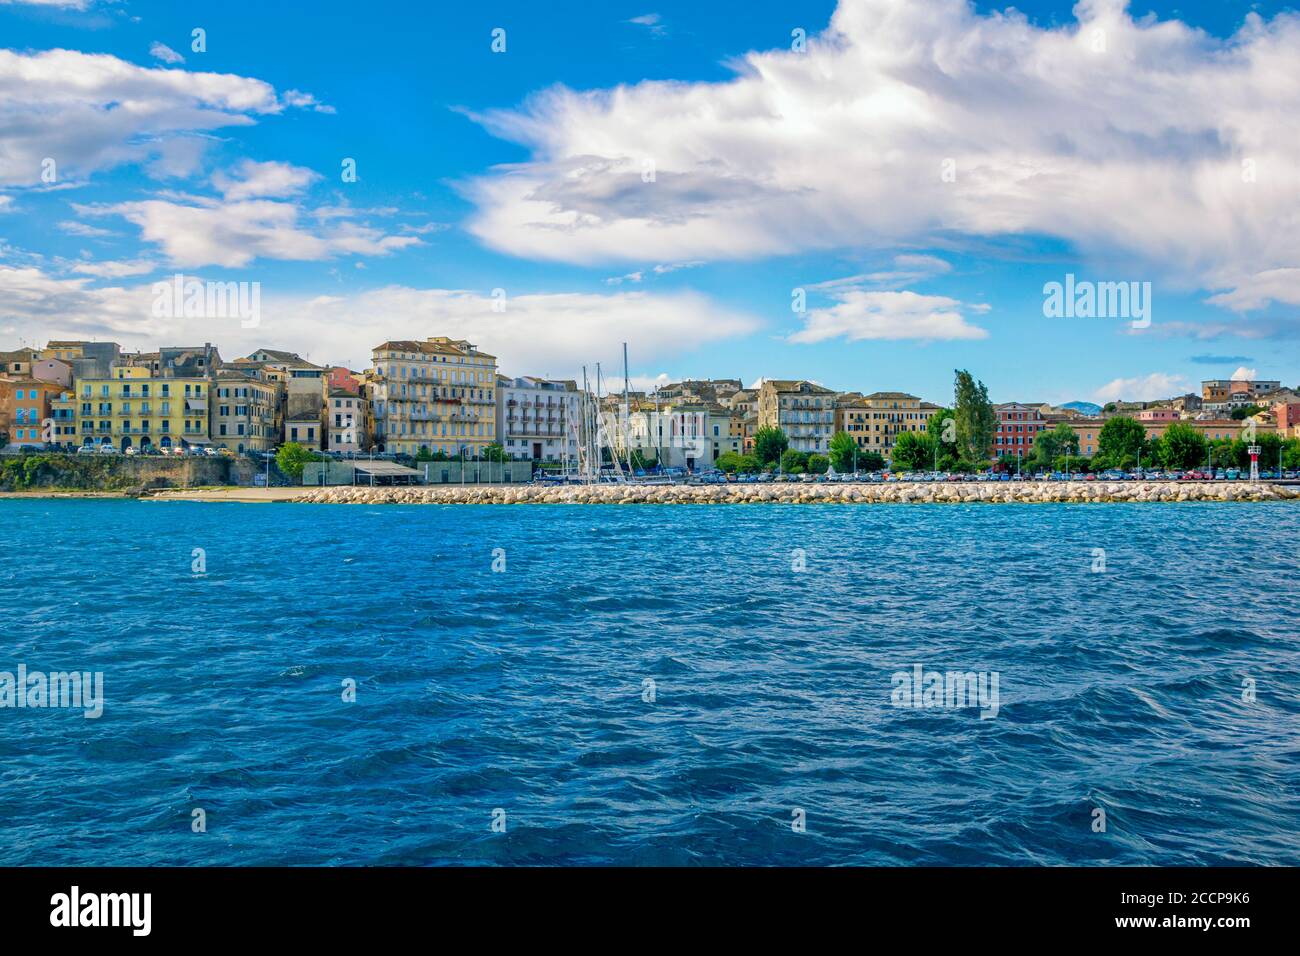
[{"left": 953, "top": 369, "right": 995, "bottom": 466}]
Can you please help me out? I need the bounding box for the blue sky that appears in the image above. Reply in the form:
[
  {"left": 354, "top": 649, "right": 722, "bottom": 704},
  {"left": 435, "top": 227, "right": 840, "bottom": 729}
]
[{"left": 1, "top": 0, "right": 1298, "bottom": 406}]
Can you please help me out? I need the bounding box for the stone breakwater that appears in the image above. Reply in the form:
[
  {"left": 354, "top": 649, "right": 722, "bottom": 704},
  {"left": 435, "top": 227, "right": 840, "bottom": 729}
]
[{"left": 291, "top": 481, "right": 1300, "bottom": 506}]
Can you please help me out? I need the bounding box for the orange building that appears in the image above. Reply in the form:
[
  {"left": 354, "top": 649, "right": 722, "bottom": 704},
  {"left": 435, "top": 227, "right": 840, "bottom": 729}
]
[
  {"left": 1069, "top": 418, "right": 1269, "bottom": 457},
  {"left": 0, "top": 377, "right": 62, "bottom": 448}
]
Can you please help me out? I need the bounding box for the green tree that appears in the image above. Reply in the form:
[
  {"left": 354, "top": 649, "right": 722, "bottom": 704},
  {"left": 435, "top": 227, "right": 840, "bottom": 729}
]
[
  {"left": 483, "top": 442, "right": 507, "bottom": 462},
  {"left": 1033, "top": 423, "right": 1079, "bottom": 469},
  {"left": 1157, "top": 422, "right": 1208, "bottom": 470},
  {"left": 1097, "top": 415, "right": 1146, "bottom": 465},
  {"left": 715, "top": 451, "right": 759, "bottom": 474},
  {"left": 1230, "top": 404, "right": 1264, "bottom": 420},
  {"left": 953, "top": 370, "right": 995, "bottom": 467},
  {"left": 780, "top": 449, "right": 808, "bottom": 474},
  {"left": 807, "top": 453, "right": 830, "bottom": 474},
  {"left": 926, "top": 406, "right": 956, "bottom": 444},
  {"left": 276, "top": 441, "right": 321, "bottom": 479},
  {"left": 858, "top": 450, "right": 886, "bottom": 472},
  {"left": 1281, "top": 438, "right": 1300, "bottom": 470},
  {"left": 890, "top": 430, "right": 935, "bottom": 471},
  {"left": 753, "top": 426, "right": 789, "bottom": 465},
  {"left": 828, "top": 431, "right": 859, "bottom": 472}
]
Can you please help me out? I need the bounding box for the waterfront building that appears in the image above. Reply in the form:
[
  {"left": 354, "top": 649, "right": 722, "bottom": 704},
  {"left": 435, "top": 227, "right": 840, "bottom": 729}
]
[
  {"left": 72, "top": 349, "right": 217, "bottom": 452},
  {"left": 496, "top": 375, "right": 580, "bottom": 462},
  {"left": 1069, "top": 417, "right": 1271, "bottom": 458},
  {"left": 758, "top": 380, "right": 837, "bottom": 453},
  {"left": 834, "top": 391, "right": 937, "bottom": 463},
  {"left": 994, "top": 402, "right": 1047, "bottom": 461},
  {"left": 623, "top": 400, "right": 713, "bottom": 470},
  {"left": 0, "top": 377, "right": 63, "bottom": 448},
  {"left": 369, "top": 337, "right": 498, "bottom": 457},
  {"left": 212, "top": 371, "right": 279, "bottom": 454},
  {"left": 326, "top": 389, "right": 366, "bottom": 453}
]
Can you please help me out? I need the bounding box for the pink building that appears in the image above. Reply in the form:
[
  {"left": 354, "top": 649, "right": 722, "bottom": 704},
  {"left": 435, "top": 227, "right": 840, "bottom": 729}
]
[
  {"left": 1275, "top": 402, "right": 1300, "bottom": 438},
  {"left": 1136, "top": 408, "right": 1179, "bottom": 422}
]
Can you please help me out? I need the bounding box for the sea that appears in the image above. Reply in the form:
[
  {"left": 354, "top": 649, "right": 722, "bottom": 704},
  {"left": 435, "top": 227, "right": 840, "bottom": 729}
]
[{"left": 1, "top": 499, "right": 1297, "bottom": 865}]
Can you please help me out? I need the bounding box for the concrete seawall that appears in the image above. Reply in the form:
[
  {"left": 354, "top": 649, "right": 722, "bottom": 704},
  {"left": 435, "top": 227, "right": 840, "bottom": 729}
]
[{"left": 287, "top": 480, "right": 1300, "bottom": 505}]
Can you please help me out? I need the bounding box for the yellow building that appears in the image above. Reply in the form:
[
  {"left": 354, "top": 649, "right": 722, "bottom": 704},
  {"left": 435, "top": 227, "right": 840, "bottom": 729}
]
[
  {"left": 835, "top": 392, "right": 939, "bottom": 462},
  {"left": 757, "top": 380, "right": 837, "bottom": 453},
  {"left": 74, "top": 364, "right": 211, "bottom": 452},
  {"left": 212, "top": 371, "right": 278, "bottom": 454},
  {"left": 370, "top": 337, "right": 498, "bottom": 456}
]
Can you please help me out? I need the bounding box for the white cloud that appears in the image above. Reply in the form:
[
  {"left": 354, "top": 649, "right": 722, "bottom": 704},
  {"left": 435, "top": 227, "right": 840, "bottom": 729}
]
[
  {"left": 281, "top": 89, "right": 336, "bottom": 114},
  {"left": 0, "top": 266, "right": 760, "bottom": 374},
  {"left": 628, "top": 14, "right": 667, "bottom": 36},
  {"left": 0, "top": 195, "right": 13, "bottom": 213},
  {"left": 57, "top": 220, "right": 114, "bottom": 238},
  {"left": 1230, "top": 366, "right": 1258, "bottom": 381},
  {"left": 69, "top": 259, "right": 159, "bottom": 278},
  {"left": 149, "top": 42, "right": 185, "bottom": 65},
  {"left": 0, "top": 48, "right": 327, "bottom": 187},
  {"left": 1093, "top": 372, "right": 1191, "bottom": 403},
  {"left": 78, "top": 196, "right": 419, "bottom": 268},
  {"left": 790, "top": 288, "right": 988, "bottom": 343},
  {"left": 464, "top": 0, "right": 1300, "bottom": 311},
  {"left": 213, "top": 159, "right": 321, "bottom": 200}
]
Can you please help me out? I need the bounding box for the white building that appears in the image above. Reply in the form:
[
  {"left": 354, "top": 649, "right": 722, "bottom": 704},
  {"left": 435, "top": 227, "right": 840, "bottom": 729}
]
[{"left": 496, "top": 376, "right": 580, "bottom": 462}]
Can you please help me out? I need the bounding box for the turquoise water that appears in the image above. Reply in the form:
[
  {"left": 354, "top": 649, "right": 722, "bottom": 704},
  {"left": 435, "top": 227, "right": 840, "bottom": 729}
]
[{"left": 1, "top": 499, "right": 1297, "bottom": 865}]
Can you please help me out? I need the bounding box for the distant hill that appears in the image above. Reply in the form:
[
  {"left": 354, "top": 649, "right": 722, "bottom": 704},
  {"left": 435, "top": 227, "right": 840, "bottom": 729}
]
[{"left": 1062, "top": 401, "right": 1102, "bottom": 416}]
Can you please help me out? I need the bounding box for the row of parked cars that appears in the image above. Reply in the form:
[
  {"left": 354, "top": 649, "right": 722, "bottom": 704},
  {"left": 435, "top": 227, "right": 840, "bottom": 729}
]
[{"left": 74, "top": 444, "right": 226, "bottom": 457}]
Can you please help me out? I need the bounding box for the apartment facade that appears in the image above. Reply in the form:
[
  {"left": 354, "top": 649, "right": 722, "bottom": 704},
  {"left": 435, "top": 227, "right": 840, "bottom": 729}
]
[
  {"left": 0, "top": 378, "right": 63, "bottom": 448},
  {"left": 758, "top": 380, "right": 837, "bottom": 453},
  {"left": 1069, "top": 418, "right": 1267, "bottom": 457},
  {"left": 370, "top": 337, "right": 498, "bottom": 457},
  {"left": 73, "top": 364, "right": 211, "bottom": 451},
  {"left": 994, "top": 402, "right": 1046, "bottom": 460},
  {"left": 497, "top": 375, "right": 579, "bottom": 462},
  {"left": 326, "top": 389, "right": 367, "bottom": 453},
  {"left": 834, "top": 391, "right": 937, "bottom": 462},
  {"left": 211, "top": 371, "right": 278, "bottom": 454}
]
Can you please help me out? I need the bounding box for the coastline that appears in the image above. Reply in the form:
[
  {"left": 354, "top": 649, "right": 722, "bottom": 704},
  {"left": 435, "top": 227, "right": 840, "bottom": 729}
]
[{"left": 131, "top": 480, "right": 1300, "bottom": 505}]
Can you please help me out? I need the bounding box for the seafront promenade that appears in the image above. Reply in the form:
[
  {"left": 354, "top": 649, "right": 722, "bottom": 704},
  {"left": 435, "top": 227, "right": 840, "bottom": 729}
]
[{"left": 143, "top": 479, "right": 1300, "bottom": 505}]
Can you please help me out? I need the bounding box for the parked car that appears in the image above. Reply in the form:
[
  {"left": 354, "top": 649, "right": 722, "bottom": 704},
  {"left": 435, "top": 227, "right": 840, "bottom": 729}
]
[
  {"left": 76, "top": 445, "right": 98, "bottom": 456},
  {"left": 97, "top": 444, "right": 117, "bottom": 455}
]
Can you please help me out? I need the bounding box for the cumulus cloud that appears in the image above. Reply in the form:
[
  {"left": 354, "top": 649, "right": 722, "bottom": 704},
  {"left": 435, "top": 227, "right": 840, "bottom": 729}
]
[
  {"left": 1093, "top": 372, "right": 1192, "bottom": 402},
  {"left": 1230, "top": 366, "right": 1258, "bottom": 381},
  {"left": 149, "top": 42, "right": 185, "bottom": 65},
  {"left": 68, "top": 259, "right": 159, "bottom": 278},
  {"left": 0, "top": 265, "right": 760, "bottom": 373},
  {"left": 463, "top": 0, "right": 1300, "bottom": 312},
  {"left": 789, "top": 288, "right": 988, "bottom": 343},
  {"left": 77, "top": 196, "right": 419, "bottom": 268},
  {"left": 0, "top": 48, "right": 328, "bottom": 187},
  {"left": 213, "top": 159, "right": 321, "bottom": 200}
]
